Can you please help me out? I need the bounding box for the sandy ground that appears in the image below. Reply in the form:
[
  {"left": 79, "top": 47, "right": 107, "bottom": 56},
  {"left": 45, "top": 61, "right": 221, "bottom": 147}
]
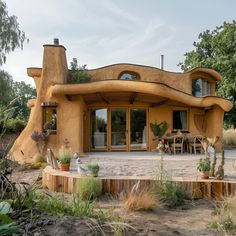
[{"left": 70, "top": 149, "right": 236, "bottom": 180}]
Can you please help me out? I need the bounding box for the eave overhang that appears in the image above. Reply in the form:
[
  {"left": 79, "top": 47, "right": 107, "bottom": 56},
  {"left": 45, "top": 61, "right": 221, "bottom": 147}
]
[{"left": 48, "top": 80, "right": 232, "bottom": 112}]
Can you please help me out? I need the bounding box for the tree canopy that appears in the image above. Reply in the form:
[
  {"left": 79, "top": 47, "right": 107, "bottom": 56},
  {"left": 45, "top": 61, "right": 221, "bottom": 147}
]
[
  {"left": 178, "top": 21, "right": 236, "bottom": 128},
  {"left": 0, "top": 0, "right": 27, "bottom": 65}
]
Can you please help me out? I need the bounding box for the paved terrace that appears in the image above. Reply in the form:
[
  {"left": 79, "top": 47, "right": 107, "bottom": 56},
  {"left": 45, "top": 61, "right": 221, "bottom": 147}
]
[{"left": 70, "top": 150, "right": 236, "bottom": 180}]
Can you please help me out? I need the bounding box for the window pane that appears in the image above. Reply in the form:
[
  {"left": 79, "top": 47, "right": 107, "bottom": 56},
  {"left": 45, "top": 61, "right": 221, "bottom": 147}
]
[
  {"left": 173, "top": 111, "right": 187, "bottom": 130},
  {"left": 204, "top": 81, "right": 211, "bottom": 96},
  {"left": 90, "top": 109, "right": 107, "bottom": 149},
  {"left": 192, "top": 79, "right": 202, "bottom": 96},
  {"left": 130, "top": 109, "right": 147, "bottom": 149},
  {"left": 119, "top": 72, "right": 140, "bottom": 80},
  {"left": 43, "top": 107, "right": 57, "bottom": 132},
  {"left": 111, "top": 109, "right": 127, "bottom": 149}
]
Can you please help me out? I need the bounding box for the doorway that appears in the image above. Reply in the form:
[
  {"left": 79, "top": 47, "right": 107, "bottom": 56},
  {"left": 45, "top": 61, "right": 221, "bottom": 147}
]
[{"left": 89, "top": 108, "right": 147, "bottom": 151}]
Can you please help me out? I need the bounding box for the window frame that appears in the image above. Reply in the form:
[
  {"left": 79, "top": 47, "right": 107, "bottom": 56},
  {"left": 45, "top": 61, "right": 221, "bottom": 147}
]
[
  {"left": 118, "top": 71, "right": 141, "bottom": 81},
  {"left": 192, "top": 78, "right": 212, "bottom": 97}
]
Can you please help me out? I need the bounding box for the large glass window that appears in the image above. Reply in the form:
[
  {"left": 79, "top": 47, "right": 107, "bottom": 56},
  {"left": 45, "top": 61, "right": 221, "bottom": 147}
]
[
  {"left": 43, "top": 107, "right": 57, "bottom": 133},
  {"left": 173, "top": 111, "right": 187, "bottom": 130},
  {"left": 90, "top": 109, "right": 107, "bottom": 149},
  {"left": 119, "top": 71, "right": 140, "bottom": 80},
  {"left": 130, "top": 109, "right": 147, "bottom": 149}
]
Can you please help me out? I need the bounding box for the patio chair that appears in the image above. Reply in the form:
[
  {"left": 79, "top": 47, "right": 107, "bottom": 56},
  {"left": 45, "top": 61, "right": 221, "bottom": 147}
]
[
  {"left": 170, "top": 135, "right": 184, "bottom": 154},
  {"left": 47, "top": 148, "right": 59, "bottom": 170},
  {"left": 188, "top": 136, "right": 204, "bottom": 154}
]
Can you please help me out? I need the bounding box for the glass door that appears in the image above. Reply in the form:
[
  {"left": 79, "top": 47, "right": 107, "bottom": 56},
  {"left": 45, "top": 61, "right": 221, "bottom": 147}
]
[
  {"left": 90, "top": 108, "right": 107, "bottom": 150},
  {"left": 130, "top": 108, "right": 147, "bottom": 150},
  {"left": 110, "top": 108, "right": 127, "bottom": 150}
]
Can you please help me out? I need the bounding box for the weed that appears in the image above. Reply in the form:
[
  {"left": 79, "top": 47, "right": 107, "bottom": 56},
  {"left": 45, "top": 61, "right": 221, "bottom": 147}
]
[{"left": 76, "top": 177, "right": 102, "bottom": 200}]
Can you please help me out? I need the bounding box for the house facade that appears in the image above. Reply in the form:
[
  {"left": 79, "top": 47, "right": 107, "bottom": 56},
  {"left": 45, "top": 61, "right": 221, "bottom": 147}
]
[{"left": 10, "top": 42, "right": 232, "bottom": 163}]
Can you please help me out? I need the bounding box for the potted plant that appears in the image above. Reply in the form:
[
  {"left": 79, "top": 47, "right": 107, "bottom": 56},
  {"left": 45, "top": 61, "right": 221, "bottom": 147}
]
[
  {"left": 58, "top": 146, "right": 72, "bottom": 171},
  {"left": 150, "top": 121, "right": 168, "bottom": 141},
  {"left": 197, "top": 158, "right": 211, "bottom": 179},
  {"left": 87, "top": 163, "right": 100, "bottom": 177}
]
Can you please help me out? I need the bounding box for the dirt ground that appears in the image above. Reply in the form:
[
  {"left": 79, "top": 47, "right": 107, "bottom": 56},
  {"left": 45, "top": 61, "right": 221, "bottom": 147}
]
[{"left": 10, "top": 168, "right": 236, "bottom": 236}]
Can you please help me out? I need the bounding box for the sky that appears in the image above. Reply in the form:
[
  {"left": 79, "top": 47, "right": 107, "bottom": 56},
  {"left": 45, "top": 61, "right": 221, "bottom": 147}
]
[{"left": 2, "top": 0, "right": 236, "bottom": 86}]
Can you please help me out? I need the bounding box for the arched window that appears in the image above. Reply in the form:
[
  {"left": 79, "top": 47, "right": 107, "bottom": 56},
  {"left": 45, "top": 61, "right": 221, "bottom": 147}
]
[
  {"left": 118, "top": 71, "right": 140, "bottom": 80},
  {"left": 192, "top": 78, "right": 211, "bottom": 96}
]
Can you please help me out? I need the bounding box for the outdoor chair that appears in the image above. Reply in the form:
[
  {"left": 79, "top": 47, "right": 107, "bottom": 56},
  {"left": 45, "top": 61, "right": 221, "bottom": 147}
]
[
  {"left": 170, "top": 135, "right": 184, "bottom": 154},
  {"left": 47, "top": 148, "right": 59, "bottom": 169},
  {"left": 188, "top": 136, "right": 204, "bottom": 154}
]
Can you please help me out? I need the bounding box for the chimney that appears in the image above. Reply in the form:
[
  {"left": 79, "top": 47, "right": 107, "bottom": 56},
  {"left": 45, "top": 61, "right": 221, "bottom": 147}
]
[
  {"left": 160, "top": 55, "right": 164, "bottom": 70},
  {"left": 53, "top": 38, "right": 59, "bottom": 45}
]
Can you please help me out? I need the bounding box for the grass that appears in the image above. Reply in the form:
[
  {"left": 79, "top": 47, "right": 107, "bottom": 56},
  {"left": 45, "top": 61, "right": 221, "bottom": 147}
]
[
  {"left": 76, "top": 177, "right": 102, "bottom": 200},
  {"left": 209, "top": 197, "right": 236, "bottom": 234},
  {"left": 124, "top": 190, "right": 156, "bottom": 211},
  {"left": 223, "top": 129, "right": 236, "bottom": 146}
]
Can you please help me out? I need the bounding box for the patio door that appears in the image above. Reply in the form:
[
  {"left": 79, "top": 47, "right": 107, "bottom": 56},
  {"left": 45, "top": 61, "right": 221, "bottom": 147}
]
[
  {"left": 110, "top": 108, "right": 127, "bottom": 150},
  {"left": 90, "top": 107, "right": 147, "bottom": 151}
]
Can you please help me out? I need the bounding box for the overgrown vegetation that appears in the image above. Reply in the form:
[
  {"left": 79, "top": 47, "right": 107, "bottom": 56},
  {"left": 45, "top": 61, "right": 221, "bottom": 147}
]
[
  {"left": 68, "top": 58, "right": 91, "bottom": 84},
  {"left": 76, "top": 177, "right": 102, "bottom": 200}
]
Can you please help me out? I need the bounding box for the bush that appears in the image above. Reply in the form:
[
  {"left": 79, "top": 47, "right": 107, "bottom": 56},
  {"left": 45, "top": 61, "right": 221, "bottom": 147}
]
[
  {"left": 124, "top": 191, "right": 156, "bottom": 211},
  {"left": 76, "top": 177, "right": 102, "bottom": 200},
  {"left": 4, "top": 118, "right": 26, "bottom": 134},
  {"left": 223, "top": 129, "right": 236, "bottom": 146},
  {"left": 87, "top": 163, "right": 100, "bottom": 176}
]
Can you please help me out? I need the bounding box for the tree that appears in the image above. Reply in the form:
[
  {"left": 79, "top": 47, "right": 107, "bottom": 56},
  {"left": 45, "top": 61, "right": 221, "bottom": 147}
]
[
  {"left": 12, "top": 81, "right": 36, "bottom": 118},
  {"left": 0, "top": 0, "right": 27, "bottom": 65},
  {"left": 178, "top": 21, "right": 236, "bottom": 128},
  {"left": 0, "top": 70, "right": 14, "bottom": 106}
]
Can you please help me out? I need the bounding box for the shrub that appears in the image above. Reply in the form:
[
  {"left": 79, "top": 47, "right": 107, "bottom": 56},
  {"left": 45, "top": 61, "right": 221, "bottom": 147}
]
[
  {"left": 4, "top": 117, "right": 26, "bottom": 134},
  {"left": 223, "top": 129, "right": 236, "bottom": 146},
  {"left": 58, "top": 146, "right": 72, "bottom": 164},
  {"left": 68, "top": 58, "right": 91, "bottom": 84},
  {"left": 76, "top": 177, "right": 102, "bottom": 200},
  {"left": 124, "top": 191, "right": 156, "bottom": 211}
]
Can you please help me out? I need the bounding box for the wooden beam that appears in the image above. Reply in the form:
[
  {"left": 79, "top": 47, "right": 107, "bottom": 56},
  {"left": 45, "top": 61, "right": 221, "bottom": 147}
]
[
  {"left": 96, "top": 92, "right": 110, "bottom": 104},
  {"left": 129, "top": 92, "right": 138, "bottom": 104},
  {"left": 150, "top": 99, "right": 169, "bottom": 107},
  {"left": 65, "top": 95, "right": 72, "bottom": 101}
]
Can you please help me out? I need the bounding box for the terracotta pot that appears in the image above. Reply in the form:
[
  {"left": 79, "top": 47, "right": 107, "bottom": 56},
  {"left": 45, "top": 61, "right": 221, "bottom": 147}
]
[
  {"left": 60, "top": 163, "right": 70, "bottom": 171},
  {"left": 200, "top": 171, "right": 209, "bottom": 179}
]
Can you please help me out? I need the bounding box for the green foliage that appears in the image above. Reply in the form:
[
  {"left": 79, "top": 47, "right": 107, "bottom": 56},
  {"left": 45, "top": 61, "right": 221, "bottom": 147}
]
[
  {"left": 87, "top": 163, "right": 100, "bottom": 174},
  {"left": 197, "top": 158, "right": 211, "bottom": 172},
  {"left": 58, "top": 146, "right": 72, "bottom": 164},
  {"left": 178, "top": 21, "right": 236, "bottom": 128},
  {"left": 76, "top": 177, "right": 102, "bottom": 200},
  {"left": 4, "top": 117, "right": 26, "bottom": 134},
  {"left": 68, "top": 58, "right": 91, "bottom": 83},
  {"left": 150, "top": 121, "right": 168, "bottom": 139},
  {"left": 0, "top": 0, "right": 27, "bottom": 65},
  {"left": 0, "top": 224, "right": 20, "bottom": 236},
  {"left": 155, "top": 168, "right": 185, "bottom": 207}
]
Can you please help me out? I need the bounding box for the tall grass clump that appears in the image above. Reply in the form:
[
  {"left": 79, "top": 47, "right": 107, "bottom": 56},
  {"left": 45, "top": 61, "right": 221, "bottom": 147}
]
[
  {"left": 76, "top": 177, "right": 102, "bottom": 200},
  {"left": 223, "top": 129, "right": 236, "bottom": 146},
  {"left": 124, "top": 190, "right": 156, "bottom": 211},
  {"left": 209, "top": 197, "right": 236, "bottom": 234},
  {"left": 154, "top": 167, "right": 185, "bottom": 207}
]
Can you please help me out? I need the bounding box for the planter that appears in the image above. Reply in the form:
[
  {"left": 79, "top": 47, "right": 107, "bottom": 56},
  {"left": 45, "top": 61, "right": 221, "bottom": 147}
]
[
  {"left": 60, "top": 163, "right": 70, "bottom": 171},
  {"left": 199, "top": 171, "right": 209, "bottom": 179}
]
